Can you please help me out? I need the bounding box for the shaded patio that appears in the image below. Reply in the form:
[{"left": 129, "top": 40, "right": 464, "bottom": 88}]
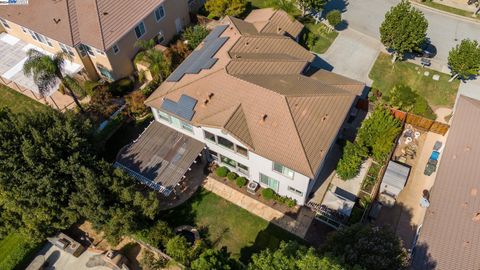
[{"left": 115, "top": 122, "right": 204, "bottom": 197}]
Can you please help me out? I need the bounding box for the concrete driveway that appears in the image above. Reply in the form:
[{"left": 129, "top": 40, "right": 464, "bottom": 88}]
[{"left": 315, "top": 29, "right": 381, "bottom": 84}]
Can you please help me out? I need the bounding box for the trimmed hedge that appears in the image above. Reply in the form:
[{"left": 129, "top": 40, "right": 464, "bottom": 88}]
[
  {"left": 262, "top": 188, "right": 275, "bottom": 200},
  {"left": 327, "top": 10, "right": 342, "bottom": 27},
  {"left": 227, "top": 171, "right": 238, "bottom": 181},
  {"left": 235, "top": 176, "right": 247, "bottom": 188},
  {"left": 215, "top": 166, "right": 229, "bottom": 177}
]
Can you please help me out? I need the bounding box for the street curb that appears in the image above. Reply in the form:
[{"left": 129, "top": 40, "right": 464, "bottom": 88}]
[{"left": 410, "top": 0, "right": 480, "bottom": 25}]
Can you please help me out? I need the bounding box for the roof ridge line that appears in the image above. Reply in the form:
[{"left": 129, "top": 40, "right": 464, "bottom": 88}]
[
  {"left": 283, "top": 96, "right": 315, "bottom": 177},
  {"left": 222, "top": 103, "right": 242, "bottom": 129},
  {"left": 93, "top": 0, "right": 106, "bottom": 50},
  {"left": 65, "top": 0, "right": 76, "bottom": 46}
]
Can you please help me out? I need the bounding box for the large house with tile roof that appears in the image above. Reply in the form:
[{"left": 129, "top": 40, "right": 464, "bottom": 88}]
[
  {"left": 0, "top": 0, "right": 190, "bottom": 82},
  {"left": 116, "top": 15, "right": 364, "bottom": 205}
]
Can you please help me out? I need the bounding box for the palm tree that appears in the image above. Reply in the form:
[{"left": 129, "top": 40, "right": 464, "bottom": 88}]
[
  {"left": 134, "top": 39, "right": 171, "bottom": 82},
  {"left": 23, "top": 49, "right": 84, "bottom": 112}
]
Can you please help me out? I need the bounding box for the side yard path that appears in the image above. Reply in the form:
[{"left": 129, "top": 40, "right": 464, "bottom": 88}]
[{"left": 203, "top": 177, "right": 315, "bottom": 239}]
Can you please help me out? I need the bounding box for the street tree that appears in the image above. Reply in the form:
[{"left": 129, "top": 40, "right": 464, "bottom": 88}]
[
  {"left": 447, "top": 39, "right": 480, "bottom": 81},
  {"left": 323, "top": 224, "right": 409, "bottom": 270},
  {"left": 379, "top": 0, "right": 428, "bottom": 62},
  {"left": 23, "top": 49, "right": 85, "bottom": 111}
]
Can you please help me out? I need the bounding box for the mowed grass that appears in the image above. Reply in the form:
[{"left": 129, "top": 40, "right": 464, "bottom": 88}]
[
  {"left": 163, "top": 189, "right": 302, "bottom": 263},
  {"left": 418, "top": 0, "right": 479, "bottom": 21},
  {"left": 369, "top": 53, "right": 460, "bottom": 109},
  {"left": 0, "top": 232, "right": 39, "bottom": 270},
  {"left": 0, "top": 85, "right": 49, "bottom": 113}
]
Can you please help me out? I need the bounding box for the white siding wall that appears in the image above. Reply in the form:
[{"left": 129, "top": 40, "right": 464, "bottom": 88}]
[{"left": 152, "top": 108, "right": 312, "bottom": 205}]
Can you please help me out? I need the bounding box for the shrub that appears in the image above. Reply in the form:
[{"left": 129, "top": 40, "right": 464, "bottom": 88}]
[
  {"left": 326, "top": 10, "right": 342, "bottom": 27},
  {"left": 286, "top": 198, "right": 296, "bottom": 208},
  {"left": 336, "top": 141, "right": 368, "bottom": 180},
  {"left": 356, "top": 108, "right": 402, "bottom": 162},
  {"left": 142, "top": 220, "right": 174, "bottom": 248},
  {"left": 125, "top": 90, "right": 147, "bottom": 117},
  {"left": 166, "top": 236, "right": 191, "bottom": 265},
  {"left": 235, "top": 176, "right": 247, "bottom": 188},
  {"left": 215, "top": 166, "right": 229, "bottom": 177},
  {"left": 226, "top": 171, "right": 238, "bottom": 181},
  {"left": 83, "top": 80, "right": 101, "bottom": 96},
  {"left": 262, "top": 188, "right": 275, "bottom": 200},
  {"left": 183, "top": 25, "right": 210, "bottom": 50},
  {"left": 412, "top": 97, "right": 437, "bottom": 120},
  {"left": 141, "top": 250, "right": 168, "bottom": 270},
  {"left": 110, "top": 77, "right": 134, "bottom": 96}
]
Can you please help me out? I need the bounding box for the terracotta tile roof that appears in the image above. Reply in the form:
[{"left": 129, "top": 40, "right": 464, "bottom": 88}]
[
  {"left": 245, "top": 8, "right": 304, "bottom": 38},
  {"left": 145, "top": 17, "right": 363, "bottom": 178},
  {"left": 0, "top": 0, "right": 167, "bottom": 50},
  {"left": 412, "top": 95, "right": 480, "bottom": 270}
]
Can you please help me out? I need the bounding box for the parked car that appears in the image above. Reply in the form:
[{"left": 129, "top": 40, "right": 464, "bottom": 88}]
[{"left": 415, "top": 41, "right": 437, "bottom": 58}]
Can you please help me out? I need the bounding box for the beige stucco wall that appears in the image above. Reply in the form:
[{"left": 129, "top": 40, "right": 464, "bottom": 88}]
[{"left": 97, "top": 0, "right": 191, "bottom": 80}]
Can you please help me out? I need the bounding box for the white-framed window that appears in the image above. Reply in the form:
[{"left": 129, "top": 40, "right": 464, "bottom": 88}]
[
  {"left": 259, "top": 173, "right": 280, "bottom": 192},
  {"left": 181, "top": 121, "right": 193, "bottom": 133},
  {"left": 154, "top": 5, "right": 166, "bottom": 21},
  {"left": 273, "top": 162, "right": 294, "bottom": 179},
  {"left": 288, "top": 186, "right": 303, "bottom": 196},
  {"left": 204, "top": 130, "right": 216, "bottom": 143},
  {"left": 134, "top": 22, "right": 146, "bottom": 39},
  {"left": 59, "top": 43, "right": 75, "bottom": 56},
  {"left": 112, "top": 44, "right": 120, "bottom": 55},
  {"left": 204, "top": 130, "right": 249, "bottom": 158},
  {"left": 219, "top": 155, "right": 249, "bottom": 176},
  {"left": 158, "top": 110, "right": 171, "bottom": 122},
  {"left": 0, "top": 18, "right": 10, "bottom": 29},
  {"left": 217, "top": 136, "right": 235, "bottom": 151},
  {"left": 95, "top": 49, "right": 105, "bottom": 56},
  {"left": 27, "top": 29, "right": 53, "bottom": 47}
]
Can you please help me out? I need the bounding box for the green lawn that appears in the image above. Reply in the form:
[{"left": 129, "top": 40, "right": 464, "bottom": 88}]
[
  {"left": 0, "top": 232, "right": 40, "bottom": 270},
  {"left": 163, "top": 189, "right": 303, "bottom": 263},
  {"left": 0, "top": 85, "right": 49, "bottom": 113},
  {"left": 417, "top": 0, "right": 479, "bottom": 21},
  {"left": 369, "top": 53, "right": 460, "bottom": 109},
  {"left": 302, "top": 20, "right": 338, "bottom": 54}
]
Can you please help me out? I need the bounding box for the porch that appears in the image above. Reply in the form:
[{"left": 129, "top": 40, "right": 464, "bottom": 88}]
[{"left": 0, "top": 33, "right": 80, "bottom": 111}]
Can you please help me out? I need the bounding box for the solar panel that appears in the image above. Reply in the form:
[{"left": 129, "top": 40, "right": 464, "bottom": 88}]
[
  {"left": 166, "top": 25, "right": 229, "bottom": 82},
  {"left": 161, "top": 94, "right": 198, "bottom": 121}
]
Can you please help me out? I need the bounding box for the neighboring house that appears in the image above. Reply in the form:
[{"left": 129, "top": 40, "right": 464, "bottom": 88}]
[
  {"left": 412, "top": 95, "right": 480, "bottom": 270},
  {"left": 120, "top": 15, "right": 364, "bottom": 205},
  {"left": 0, "top": 0, "right": 190, "bottom": 81}
]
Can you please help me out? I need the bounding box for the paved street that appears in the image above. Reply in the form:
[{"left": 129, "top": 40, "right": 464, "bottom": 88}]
[{"left": 325, "top": 0, "right": 480, "bottom": 69}]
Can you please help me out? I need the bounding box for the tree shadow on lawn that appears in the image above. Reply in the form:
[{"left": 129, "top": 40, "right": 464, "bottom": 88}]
[
  {"left": 238, "top": 218, "right": 307, "bottom": 264},
  {"left": 323, "top": 0, "right": 349, "bottom": 14}
]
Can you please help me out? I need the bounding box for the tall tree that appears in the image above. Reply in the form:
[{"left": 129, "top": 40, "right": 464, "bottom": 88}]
[
  {"left": 191, "top": 248, "right": 236, "bottom": 270},
  {"left": 296, "top": 0, "right": 327, "bottom": 16},
  {"left": 205, "top": 0, "right": 247, "bottom": 18},
  {"left": 249, "top": 241, "right": 351, "bottom": 270},
  {"left": 23, "top": 49, "right": 84, "bottom": 111},
  {"left": 447, "top": 39, "right": 480, "bottom": 81},
  {"left": 323, "top": 224, "right": 409, "bottom": 270},
  {"left": 135, "top": 39, "right": 172, "bottom": 82},
  {"left": 379, "top": 0, "right": 428, "bottom": 62},
  {"left": 182, "top": 25, "right": 210, "bottom": 50}
]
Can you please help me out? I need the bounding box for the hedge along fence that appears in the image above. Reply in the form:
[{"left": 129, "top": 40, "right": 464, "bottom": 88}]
[{"left": 390, "top": 108, "right": 449, "bottom": 135}]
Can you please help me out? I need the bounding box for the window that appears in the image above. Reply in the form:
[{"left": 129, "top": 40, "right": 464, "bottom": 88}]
[
  {"left": 181, "top": 121, "right": 193, "bottom": 133},
  {"left": 273, "top": 162, "right": 294, "bottom": 179},
  {"left": 236, "top": 145, "right": 248, "bottom": 157},
  {"left": 237, "top": 163, "right": 249, "bottom": 175},
  {"left": 158, "top": 110, "right": 171, "bottom": 122},
  {"left": 112, "top": 44, "right": 120, "bottom": 54},
  {"left": 0, "top": 18, "right": 10, "bottom": 28},
  {"left": 95, "top": 49, "right": 105, "bottom": 56},
  {"left": 220, "top": 155, "right": 237, "bottom": 168},
  {"left": 27, "top": 29, "right": 52, "bottom": 46},
  {"left": 208, "top": 150, "right": 218, "bottom": 161},
  {"left": 80, "top": 44, "right": 95, "bottom": 56},
  {"left": 154, "top": 5, "right": 166, "bottom": 21},
  {"left": 217, "top": 136, "right": 234, "bottom": 150},
  {"left": 134, "top": 22, "right": 146, "bottom": 39},
  {"left": 59, "top": 43, "right": 75, "bottom": 56},
  {"left": 204, "top": 131, "right": 216, "bottom": 143},
  {"left": 259, "top": 173, "right": 280, "bottom": 192},
  {"left": 97, "top": 65, "right": 114, "bottom": 81},
  {"left": 155, "top": 31, "right": 165, "bottom": 44},
  {"left": 288, "top": 186, "right": 303, "bottom": 196}
]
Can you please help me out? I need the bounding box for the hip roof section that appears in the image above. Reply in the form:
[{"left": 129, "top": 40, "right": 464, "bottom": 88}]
[{"left": 146, "top": 16, "right": 364, "bottom": 178}]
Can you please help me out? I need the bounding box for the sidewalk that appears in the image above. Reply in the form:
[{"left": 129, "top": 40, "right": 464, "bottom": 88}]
[{"left": 203, "top": 177, "right": 315, "bottom": 239}]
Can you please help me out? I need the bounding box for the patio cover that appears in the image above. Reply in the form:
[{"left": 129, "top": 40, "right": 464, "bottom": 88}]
[
  {"left": 322, "top": 188, "right": 355, "bottom": 217},
  {"left": 380, "top": 161, "right": 410, "bottom": 197},
  {"left": 115, "top": 122, "right": 204, "bottom": 196}
]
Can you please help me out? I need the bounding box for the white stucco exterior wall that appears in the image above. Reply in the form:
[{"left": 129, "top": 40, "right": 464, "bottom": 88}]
[{"left": 152, "top": 108, "right": 313, "bottom": 205}]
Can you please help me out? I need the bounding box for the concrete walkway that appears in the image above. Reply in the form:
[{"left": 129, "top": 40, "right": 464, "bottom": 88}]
[{"left": 203, "top": 177, "right": 315, "bottom": 238}]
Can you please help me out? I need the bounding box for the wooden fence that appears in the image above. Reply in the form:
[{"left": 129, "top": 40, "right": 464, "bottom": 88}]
[{"left": 390, "top": 108, "right": 450, "bottom": 135}]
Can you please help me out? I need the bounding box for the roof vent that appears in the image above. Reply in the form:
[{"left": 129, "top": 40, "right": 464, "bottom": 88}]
[
  {"left": 103, "top": 12, "right": 109, "bottom": 16},
  {"left": 203, "top": 99, "right": 209, "bottom": 106},
  {"left": 53, "top": 18, "right": 61, "bottom": 24},
  {"left": 208, "top": 93, "right": 214, "bottom": 99},
  {"left": 322, "top": 114, "right": 329, "bottom": 121},
  {"left": 245, "top": 41, "right": 250, "bottom": 46},
  {"left": 473, "top": 212, "right": 480, "bottom": 222},
  {"left": 262, "top": 114, "right": 268, "bottom": 122}
]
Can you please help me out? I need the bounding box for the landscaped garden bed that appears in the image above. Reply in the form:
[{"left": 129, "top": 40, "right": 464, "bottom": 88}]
[{"left": 209, "top": 165, "right": 301, "bottom": 216}]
